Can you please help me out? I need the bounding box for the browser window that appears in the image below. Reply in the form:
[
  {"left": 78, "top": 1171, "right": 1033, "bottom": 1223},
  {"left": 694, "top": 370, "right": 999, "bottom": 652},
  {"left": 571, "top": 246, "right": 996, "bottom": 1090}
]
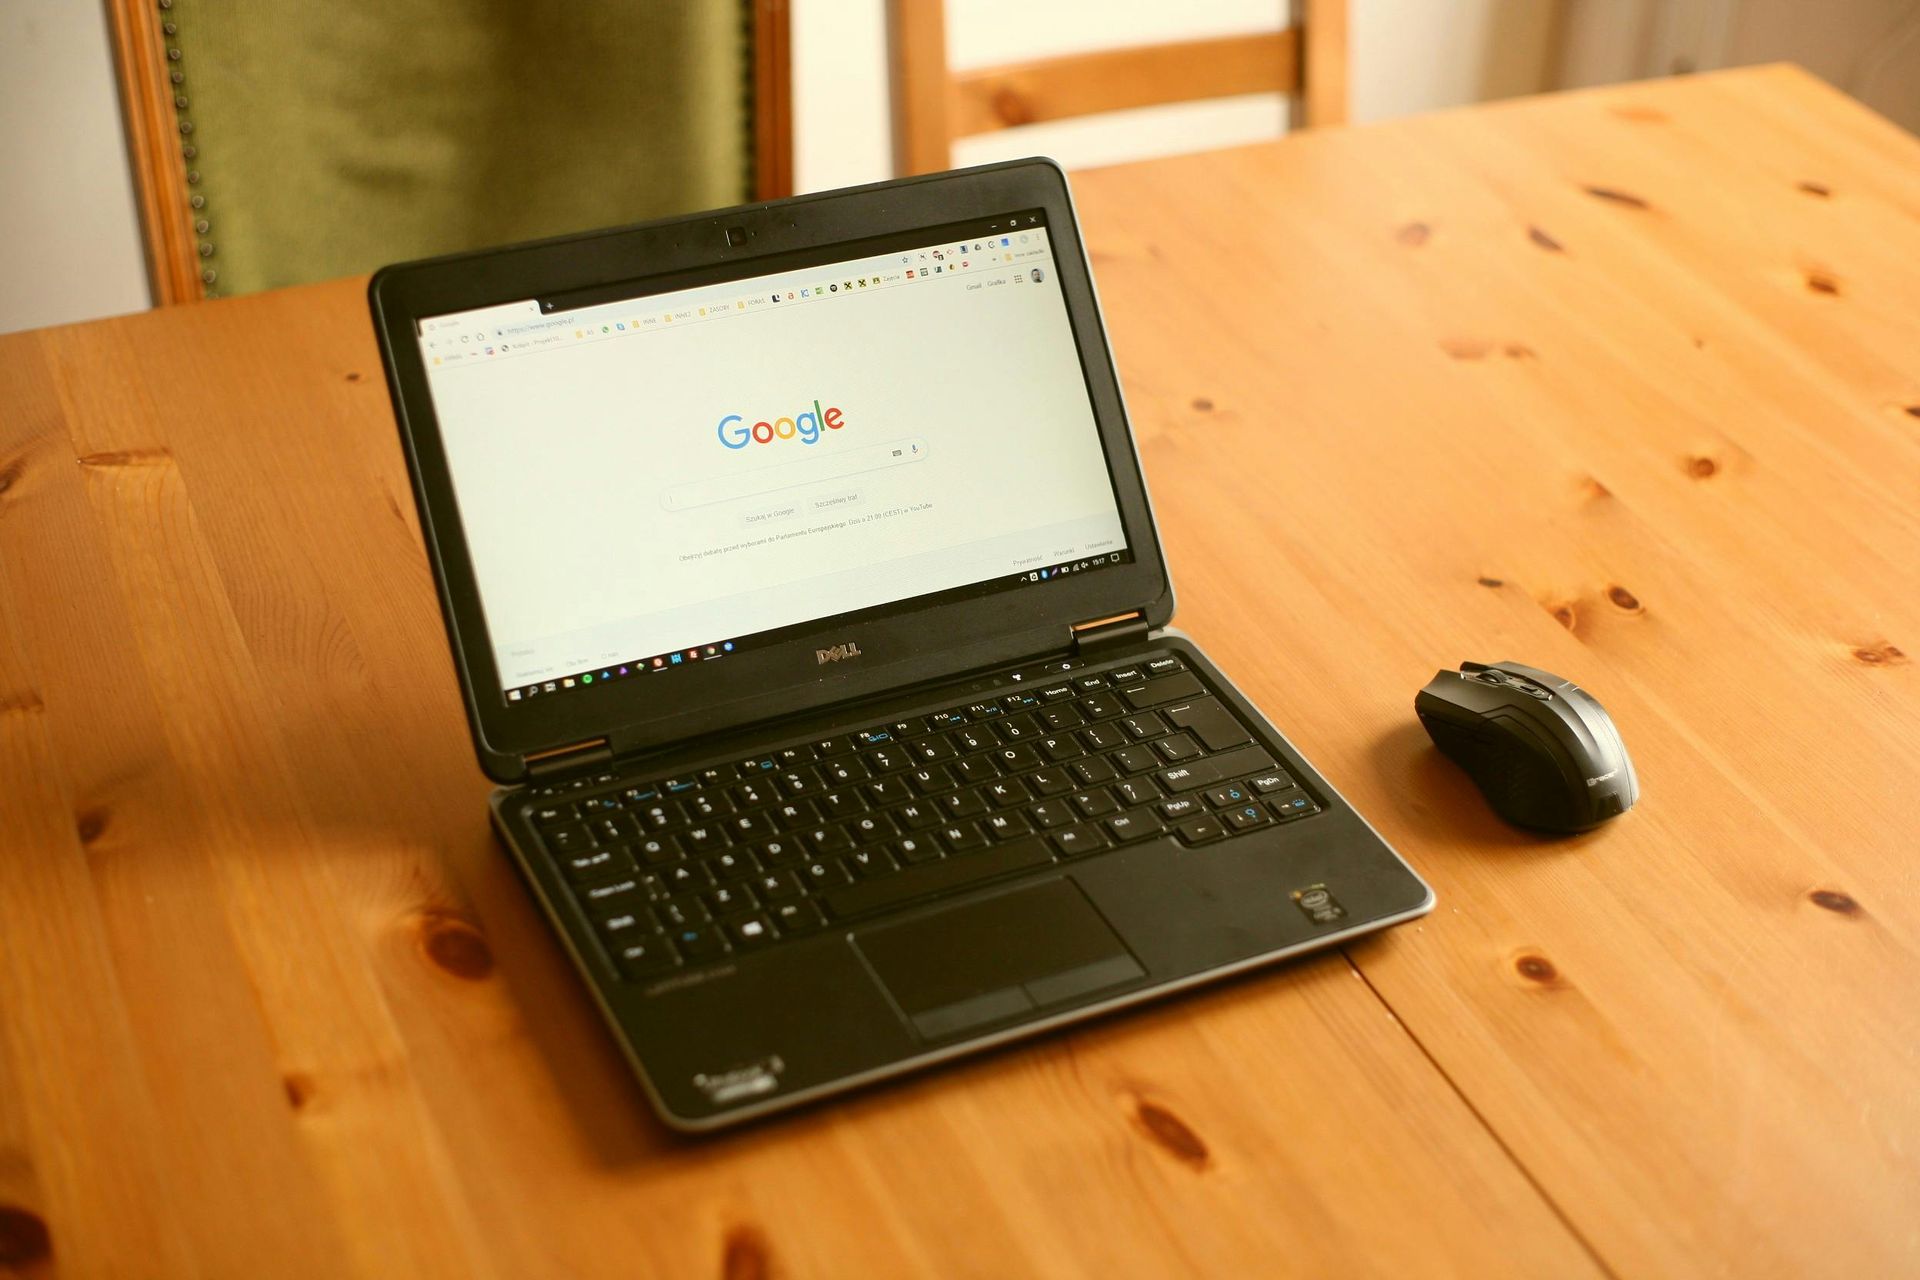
[{"left": 416, "top": 217, "right": 1130, "bottom": 702}]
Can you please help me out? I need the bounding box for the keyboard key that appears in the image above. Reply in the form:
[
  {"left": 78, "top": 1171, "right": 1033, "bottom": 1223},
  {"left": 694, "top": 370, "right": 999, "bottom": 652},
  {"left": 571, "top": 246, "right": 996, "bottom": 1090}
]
[
  {"left": 1038, "top": 734, "right": 1084, "bottom": 762},
  {"left": 992, "top": 744, "right": 1041, "bottom": 772},
  {"left": 1272, "top": 795, "right": 1321, "bottom": 821},
  {"left": 1206, "top": 783, "right": 1253, "bottom": 809},
  {"left": 682, "top": 824, "right": 727, "bottom": 855},
  {"left": 1072, "top": 789, "right": 1120, "bottom": 818},
  {"left": 1104, "top": 808, "right": 1166, "bottom": 842},
  {"left": 985, "top": 811, "right": 1034, "bottom": 840},
  {"left": 927, "top": 710, "right": 968, "bottom": 730},
  {"left": 727, "top": 811, "right": 773, "bottom": 841},
  {"left": 911, "top": 737, "right": 957, "bottom": 763},
  {"left": 939, "top": 822, "right": 988, "bottom": 853},
  {"left": 1072, "top": 674, "right": 1107, "bottom": 693},
  {"left": 1039, "top": 704, "right": 1085, "bottom": 730},
  {"left": 1164, "top": 698, "right": 1252, "bottom": 752},
  {"left": 824, "top": 837, "right": 1055, "bottom": 919},
  {"left": 1070, "top": 758, "right": 1117, "bottom": 786},
  {"left": 1251, "top": 771, "right": 1298, "bottom": 794},
  {"left": 895, "top": 800, "right": 941, "bottom": 830},
  {"left": 703, "top": 847, "right": 760, "bottom": 883},
  {"left": 1028, "top": 768, "right": 1074, "bottom": 796},
  {"left": 813, "top": 736, "right": 853, "bottom": 757},
  {"left": 1108, "top": 666, "right": 1145, "bottom": 684},
  {"left": 672, "top": 925, "right": 728, "bottom": 962},
  {"left": 1176, "top": 815, "right": 1226, "bottom": 844},
  {"left": 773, "top": 800, "right": 818, "bottom": 828},
  {"left": 1028, "top": 800, "right": 1074, "bottom": 828},
  {"left": 1110, "top": 745, "right": 1159, "bottom": 774},
  {"left": 1120, "top": 713, "right": 1166, "bottom": 740},
  {"left": 663, "top": 862, "right": 715, "bottom": 893},
  {"left": 597, "top": 911, "right": 647, "bottom": 941},
  {"left": 846, "top": 846, "right": 898, "bottom": 878},
  {"left": 1051, "top": 824, "right": 1108, "bottom": 857},
  {"left": 994, "top": 713, "right": 1041, "bottom": 741},
  {"left": 951, "top": 757, "right": 998, "bottom": 786},
  {"left": 705, "top": 882, "right": 756, "bottom": 914},
  {"left": 580, "top": 877, "right": 646, "bottom": 913},
  {"left": 1158, "top": 796, "right": 1205, "bottom": 820},
  {"left": 940, "top": 789, "right": 988, "bottom": 819},
  {"left": 966, "top": 701, "right": 1004, "bottom": 718},
  {"left": 951, "top": 726, "right": 994, "bottom": 753},
  {"left": 866, "top": 746, "right": 910, "bottom": 774},
  {"left": 1153, "top": 744, "right": 1276, "bottom": 795},
  {"left": 892, "top": 834, "right": 940, "bottom": 864},
  {"left": 612, "top": 937, "right": 676, "bottom": 980},
  {"left": 864, "top": 778, "right": 910, "bottom": 806},
  {"left": 855, "top": 728, "right": 894, "bottom": 746},
  {"left": 818, "top": 790, "right": 865, "bottom": 819},
  {"left": 1153, "top": 733, "right": 1201, "bottom": 762},
  {"left": 1119, "top": 672, "right": 1203, "bottom": 709},
  {"left": 1079, "top": 693, "right": 1124, "bottom": 720},
  {"left": 910, "top": 765, "right": 954, "bottom": 794},
  {"left": 533, "top": 805, "right": 572, "bottom": 828},
  {"left": 821, "top": 757, "right": 869, "bottom": 785},
  {"left": 771, "top": 900, "right": 827, "bottom": 933},
  {"left": 1146, "top": 655, "right": 1185, "bottom": 675},
  {"left": 778, "top": 770, "right": 818, "bottom": 796},
  {"left": 732, "top": 779, "right": 775, "bottom": 808},
  {"left": 683, "top": 793, "right": 730, "bottom": 820},
  {"left": 755, "top": 870, "right": 803, "bottom": 900},
  {"left": 849, "top": 812, "right": 896, "bottom": 842},
  {"left": 801, "top": 859, "right": 853, "bottom": 890},
  {"left": 1038, "top": 683, "right": 1076, "bottom": 702},
  {"left": 1223, "top": 803, "right": 1270, "bottom": 831},
  {"left": 1114, "top": 778, "right": 1158, "bottom": 806},
  {"left": 804, "top": 826, "right": 853, "bottom": 856},
  {"left": 1079, "top": 724, "right": 1126, "bottom": 751},
  {"left": 545, "top": 823, "right": 593, "bottom": 854},
  {"left": 727, "top": 914, "right": 777, "bottom": 948},
  {"left": 561, "top": 846, "right": 637, "bottom": 880},
  {"left": 757, "top": 837, "right": 802, "bottom": 866},
  {"left": 986, "top": 778, "right": 1030, "bottom": 807}
]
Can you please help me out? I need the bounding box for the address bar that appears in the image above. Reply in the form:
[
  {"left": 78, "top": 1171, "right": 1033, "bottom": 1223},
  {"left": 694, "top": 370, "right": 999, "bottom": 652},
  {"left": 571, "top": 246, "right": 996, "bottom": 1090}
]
[{"left": 662, "top": 438, "right": 929, "bottom": 511}]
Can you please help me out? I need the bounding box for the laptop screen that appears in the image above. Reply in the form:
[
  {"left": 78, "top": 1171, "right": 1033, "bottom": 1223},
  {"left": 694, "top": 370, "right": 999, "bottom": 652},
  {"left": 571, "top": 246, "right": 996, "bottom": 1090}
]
[{"left": 415, "top": 213, "right": 1130, "bottom": 704}]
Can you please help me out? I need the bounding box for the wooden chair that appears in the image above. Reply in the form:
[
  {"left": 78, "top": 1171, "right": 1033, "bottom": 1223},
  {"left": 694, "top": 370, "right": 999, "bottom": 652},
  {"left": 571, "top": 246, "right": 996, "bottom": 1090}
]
[
  {"left": 105, "top": 0, "right": 794, "bottom": 304},
  {"left": 888, "top": 0, "right": 1347, "bottom": 175}
]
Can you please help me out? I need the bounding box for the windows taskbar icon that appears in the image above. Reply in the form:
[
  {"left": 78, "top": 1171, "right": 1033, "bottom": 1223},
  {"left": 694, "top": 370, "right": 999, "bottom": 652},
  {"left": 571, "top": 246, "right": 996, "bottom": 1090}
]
[{"left": 510, "top": 640, "right": 736, "bottom": 701}]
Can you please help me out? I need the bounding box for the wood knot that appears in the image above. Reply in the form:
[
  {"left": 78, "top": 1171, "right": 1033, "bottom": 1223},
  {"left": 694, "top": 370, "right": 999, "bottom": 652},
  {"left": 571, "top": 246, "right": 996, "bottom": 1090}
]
[
  {"left": 1796, "top": 180, "right": 1831, "bottom": 198},
  {"left": 1441, "top": 337, "right": 1491, "bottom": 361},
  {"left": 1850, "top": 642, "right": 1905, "bottom": 666},
  {"left": 0, "top": 455, "right": 23, "bottom": 498},
  {"left": 1582, "top": 185, "right": 1650, "bottom": 210},
  {"left": 1132, "top": 1098, "right": 1210, "bottom": 1171},
  {"left": 1476, "top": 576, "right": 1504, "bottom": 588},
  {"left": 417, "top": 911, "right": 493, "bottom": 980},
  {"left": 1685, "top": 455, "right": 1718, "bottom": 479},
  {"left": 75, "top": 807, "right": 109, "bottom": 845},
  {"left": 1190, "top": 396, "right": 1214, "bottom": 412},
  {"left": 989, "top": 87, "right": 1032, "bottom": 127},
  {"left": 722, "top": 1225, "right": 771, "bottom": 1280},
  {"left": 1606, "top": 585, "right": 1642, "bottom": 612},
  {"left": 1395, "top": 221, "right": 1431, "bottom": 246},
  {"left": 1527, "top": 225, "right": 1564, "bottom": 253},
  {"left": 1804, "top": 271, "right": 1840, "bottom": 296},
  {"left": 1502, "top": 343, "right": 1537, "bottom": 360},
  {"left": 1808, "top": 889, "right": 1861, "bottom": 916},
  {"left": 1550, "top": 602, "right": 1578, "bottom": 632},
  {"left": 1905, "top": 405, "right": 1920, "bottom": 420},
  {"left": 282, "top": 1071, "right": 316, "bottom": 1110},
  {"left": 1514, "top": 953, "right": 1559, "bottom": 984},
  {"left": 345, "top": 371, "right": 363, "bottom": 382},
  {"left": 0, "top": 1205, "right": 52, "bottom": 1266}
]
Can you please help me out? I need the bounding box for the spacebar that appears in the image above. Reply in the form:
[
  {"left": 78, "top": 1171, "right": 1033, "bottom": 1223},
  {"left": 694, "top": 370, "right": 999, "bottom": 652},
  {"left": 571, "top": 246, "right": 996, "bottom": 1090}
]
[{"left": 824, "top": 839, "right": 1056, "bottom": 920}]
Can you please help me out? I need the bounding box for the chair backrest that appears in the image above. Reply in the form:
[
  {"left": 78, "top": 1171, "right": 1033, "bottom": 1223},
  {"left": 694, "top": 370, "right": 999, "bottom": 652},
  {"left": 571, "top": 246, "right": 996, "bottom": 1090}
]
[
  {"left": 888, "top": 0, "right": 1347, "bottom": 175},
  {"left": 106, "top": 0, "right": 793, "bottom": 303}
]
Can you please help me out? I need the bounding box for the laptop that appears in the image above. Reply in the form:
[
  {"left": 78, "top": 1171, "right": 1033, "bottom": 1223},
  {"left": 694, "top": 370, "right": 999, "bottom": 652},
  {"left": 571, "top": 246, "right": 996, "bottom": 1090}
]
[{"left": 369, "top": 159, "right": 1433, "bottom": 1131}]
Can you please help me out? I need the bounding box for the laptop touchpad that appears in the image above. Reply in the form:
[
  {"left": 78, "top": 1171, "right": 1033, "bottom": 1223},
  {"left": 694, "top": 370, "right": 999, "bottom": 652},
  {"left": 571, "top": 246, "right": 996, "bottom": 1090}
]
[{"left": 854, "top": 878, "right": 1146, "bottom": 1041}]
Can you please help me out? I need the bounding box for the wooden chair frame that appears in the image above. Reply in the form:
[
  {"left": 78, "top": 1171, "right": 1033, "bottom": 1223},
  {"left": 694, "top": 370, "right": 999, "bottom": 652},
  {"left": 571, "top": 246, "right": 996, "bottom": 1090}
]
[
  {"left": 105, "top": 0, "right": 794, "bottom": 306},
  {"left": 888, "top": 0, "right": 1348, "bottom": 175}
]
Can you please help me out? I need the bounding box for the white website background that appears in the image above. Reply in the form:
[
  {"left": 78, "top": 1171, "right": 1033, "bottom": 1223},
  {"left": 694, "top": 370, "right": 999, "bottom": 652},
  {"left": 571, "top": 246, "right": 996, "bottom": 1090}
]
[{"left": 420, "top": 228, "right": 1127, "bottom": 690}]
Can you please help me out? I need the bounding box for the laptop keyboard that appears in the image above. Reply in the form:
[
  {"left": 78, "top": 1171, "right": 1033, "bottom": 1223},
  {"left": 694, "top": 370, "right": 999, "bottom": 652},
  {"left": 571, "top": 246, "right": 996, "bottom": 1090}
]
[{"left": 525, "top": 653, "right": 1322, "bottom": 982}]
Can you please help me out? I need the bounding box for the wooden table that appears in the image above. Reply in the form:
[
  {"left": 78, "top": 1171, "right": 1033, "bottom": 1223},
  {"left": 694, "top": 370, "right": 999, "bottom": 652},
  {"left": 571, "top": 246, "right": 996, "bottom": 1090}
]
[{"left": 2, "top": 65, "right": 1915, "bottom": 1278}]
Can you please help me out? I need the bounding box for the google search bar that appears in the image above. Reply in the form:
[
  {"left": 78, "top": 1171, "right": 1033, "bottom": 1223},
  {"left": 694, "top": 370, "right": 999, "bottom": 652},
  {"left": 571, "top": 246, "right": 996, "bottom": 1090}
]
[{"left": 663, "top": 438, "right": 929, "bottom": 511}]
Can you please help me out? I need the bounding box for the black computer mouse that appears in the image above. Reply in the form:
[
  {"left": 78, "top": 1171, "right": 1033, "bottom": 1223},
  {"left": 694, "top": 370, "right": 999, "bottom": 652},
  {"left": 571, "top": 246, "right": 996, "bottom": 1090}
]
[{"left": 1415, "top": 661, "right": 1638, "bottom": 833}]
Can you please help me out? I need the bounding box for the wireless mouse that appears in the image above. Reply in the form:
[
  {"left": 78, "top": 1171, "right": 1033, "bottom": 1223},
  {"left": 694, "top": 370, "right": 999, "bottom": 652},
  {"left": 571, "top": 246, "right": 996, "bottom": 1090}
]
[{"left": 1415, "top": 660, "right": 1638, "bottom": 832}]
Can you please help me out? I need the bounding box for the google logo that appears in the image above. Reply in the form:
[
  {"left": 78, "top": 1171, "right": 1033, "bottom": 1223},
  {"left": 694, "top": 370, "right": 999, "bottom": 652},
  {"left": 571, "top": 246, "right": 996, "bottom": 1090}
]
[{"left": 717, "top": 400, "right": 845, "bottom": 448}]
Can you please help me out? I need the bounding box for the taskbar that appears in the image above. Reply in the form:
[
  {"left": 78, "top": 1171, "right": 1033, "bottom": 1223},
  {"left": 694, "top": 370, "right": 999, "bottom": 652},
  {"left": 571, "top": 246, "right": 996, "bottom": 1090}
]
[{"left": 500, "top": 548, "right": 1131, "bottom": 705}]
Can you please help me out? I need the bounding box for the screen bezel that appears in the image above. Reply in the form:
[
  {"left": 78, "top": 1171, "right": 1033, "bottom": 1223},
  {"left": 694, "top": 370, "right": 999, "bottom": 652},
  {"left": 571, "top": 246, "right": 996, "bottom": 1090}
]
[{"left": 369, "top": 159, "right": 1172, "bottom": 782}]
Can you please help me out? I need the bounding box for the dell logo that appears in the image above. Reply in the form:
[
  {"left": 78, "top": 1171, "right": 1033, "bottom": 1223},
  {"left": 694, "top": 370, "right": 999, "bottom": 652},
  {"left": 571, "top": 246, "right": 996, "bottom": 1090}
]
[{"left": 816, "top": 642, "right": 863, "bottom": 665}]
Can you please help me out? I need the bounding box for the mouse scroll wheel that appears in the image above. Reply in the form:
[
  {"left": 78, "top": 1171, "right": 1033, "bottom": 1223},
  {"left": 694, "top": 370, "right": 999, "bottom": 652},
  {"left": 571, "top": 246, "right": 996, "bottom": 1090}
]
[{"left": 1477, "top": 671, "right": 1505, "bottom": 684}]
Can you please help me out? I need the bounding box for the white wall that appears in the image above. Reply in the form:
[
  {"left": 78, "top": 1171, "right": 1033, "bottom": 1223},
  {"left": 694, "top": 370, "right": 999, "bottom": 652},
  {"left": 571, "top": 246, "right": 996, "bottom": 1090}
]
[{"left": 0, "top": 4, "right": 150, "bottom": 334}]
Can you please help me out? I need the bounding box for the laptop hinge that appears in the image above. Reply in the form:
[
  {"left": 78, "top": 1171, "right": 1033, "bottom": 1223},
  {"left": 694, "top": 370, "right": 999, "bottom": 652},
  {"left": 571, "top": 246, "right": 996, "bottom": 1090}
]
[
  {"left": 1070, "top": 610, "right": 1151, "bottom": 656},
  {"left": 524, "top": 736, "right": 613, "bottom": 781}
]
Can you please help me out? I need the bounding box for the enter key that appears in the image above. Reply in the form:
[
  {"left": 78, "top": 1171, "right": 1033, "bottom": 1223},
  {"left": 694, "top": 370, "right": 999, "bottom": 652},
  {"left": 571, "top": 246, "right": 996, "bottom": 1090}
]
[{"left": 1163, "top": 697, "right": 1252, "bottom": 752}]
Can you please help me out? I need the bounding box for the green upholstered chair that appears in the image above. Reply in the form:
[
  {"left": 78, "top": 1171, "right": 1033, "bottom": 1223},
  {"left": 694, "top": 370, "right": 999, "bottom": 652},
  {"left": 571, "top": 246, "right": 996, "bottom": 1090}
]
[{"left": 109, "top": 0, "right": 791, "bottom": 302}]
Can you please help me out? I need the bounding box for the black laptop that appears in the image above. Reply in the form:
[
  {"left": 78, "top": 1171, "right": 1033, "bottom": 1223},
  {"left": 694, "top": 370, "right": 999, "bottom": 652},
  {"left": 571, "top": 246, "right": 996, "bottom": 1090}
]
[{"left": 369, "top": 159, "right": 1433, "bottom": 1130}]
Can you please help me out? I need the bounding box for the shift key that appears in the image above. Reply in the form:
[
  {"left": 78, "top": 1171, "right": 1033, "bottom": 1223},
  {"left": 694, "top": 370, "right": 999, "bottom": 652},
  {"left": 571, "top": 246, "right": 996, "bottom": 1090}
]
[{"left": 1155, "top": 744, "right": 1277, "bottom": 793}]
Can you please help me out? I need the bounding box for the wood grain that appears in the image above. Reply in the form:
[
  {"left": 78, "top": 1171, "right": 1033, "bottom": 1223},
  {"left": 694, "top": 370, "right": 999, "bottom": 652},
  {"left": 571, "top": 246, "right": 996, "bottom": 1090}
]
[
  {"left": 103, "top": 0, "right": 204, "bottom": 306},
  {"left": 2, "top": 65, "right": 1916, "bottom": 1277}
]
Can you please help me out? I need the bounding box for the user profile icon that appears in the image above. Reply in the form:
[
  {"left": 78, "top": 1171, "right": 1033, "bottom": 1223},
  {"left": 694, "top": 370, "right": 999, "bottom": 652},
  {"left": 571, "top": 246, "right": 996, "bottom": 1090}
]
[{"left": 1029, "top": 268, "right": 1045, "bottom": 284}]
